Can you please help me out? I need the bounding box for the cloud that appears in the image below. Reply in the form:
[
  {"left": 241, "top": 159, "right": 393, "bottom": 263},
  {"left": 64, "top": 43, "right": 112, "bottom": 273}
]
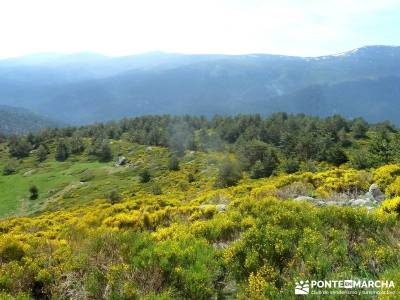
[{"left": 0, "top": 0, "right": 399, "bottom": 58}]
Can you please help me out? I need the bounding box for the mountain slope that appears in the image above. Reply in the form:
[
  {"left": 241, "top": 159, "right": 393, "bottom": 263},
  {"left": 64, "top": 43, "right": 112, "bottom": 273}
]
[
  {"left": 263, "top": 76, "right": 400, "bottom": 122},
  {"left": 0, "top": 105, "right": 61, "bottom": 134},
  {"left": 0, "top": 46, "right": 400, "bottom": 124}
]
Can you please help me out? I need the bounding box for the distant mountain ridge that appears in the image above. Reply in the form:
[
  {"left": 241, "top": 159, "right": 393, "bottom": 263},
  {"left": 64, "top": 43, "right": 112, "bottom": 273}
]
[{"left": 0, "top": 45, "right": 399, "bottom": 124}]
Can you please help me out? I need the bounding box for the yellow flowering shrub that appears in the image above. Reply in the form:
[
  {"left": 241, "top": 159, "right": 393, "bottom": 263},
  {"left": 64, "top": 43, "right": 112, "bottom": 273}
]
[
  {"left": 373, "top": 164, "right": 400, "bottom": 191},
  {"left": 380, "top": 197, "right": 400, "bottom": 214}
]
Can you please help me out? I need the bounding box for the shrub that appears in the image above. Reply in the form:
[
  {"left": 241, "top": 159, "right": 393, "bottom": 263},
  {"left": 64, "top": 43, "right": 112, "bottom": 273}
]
[
  {"left": 8, "top": 137, "right": 32, "bottom": 158},
  {"left": 381, "top": 197, "right": 400, "bottom": 215},
  {"left": 350, "top": 149, "right": 374, "bottom": 169},
  {"left": 97, "top": 142, "right": 113, "bottom": 162},
  {"left": 276, "top": 181, "right": 315, "bottom": 199},
  {"left": 29, "top": 185, "right": 39, "bottom": 200},
  {"left": 373, "top": 164, "right": 400, "bottom": 191},
  {"left": 325, "top": 145, "right": 348, "bottom": 166},
  {"left": 151, "top": 184, "right": 162, "bottom": 195},
  {"left": 187, "top": 173, "right": 196, "bottom": 183},
  {"left": 108, "top": 190, "right": 122, "bottom": 204},
  {"left": 281, "top": 158, "right": 300, "bottom": 174},
  {"left": 139, "top": 169, "right": 151, "bottom": 183},
  {"left": 70, "top": 136, "right": 85, "bottom": 154},
  {"left": 2, "top": 162, "right": 17, "bottom": 176},
  {"left": 216, "top": 158, "right": 242, "bottom": 187},
  {"left": 168, "top": 155, "right": 180, "bottom": 171},
  {"left": 0, "top": 241, "right": 25, "bottom": 263}
]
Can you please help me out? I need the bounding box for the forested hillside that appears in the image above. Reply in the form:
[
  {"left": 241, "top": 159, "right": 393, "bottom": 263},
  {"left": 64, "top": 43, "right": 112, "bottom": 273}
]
[
  {"left": 1, "top": 114, "right": 400, "bottom": 298},
  {"left": 0, "top": 105, "right": 60, "bottom": 135}
]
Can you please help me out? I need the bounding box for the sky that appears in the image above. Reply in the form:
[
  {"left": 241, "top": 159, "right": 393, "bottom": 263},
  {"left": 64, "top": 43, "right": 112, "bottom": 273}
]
[{"left": 0, "top": 0, "right": 399, "bottom": 58}]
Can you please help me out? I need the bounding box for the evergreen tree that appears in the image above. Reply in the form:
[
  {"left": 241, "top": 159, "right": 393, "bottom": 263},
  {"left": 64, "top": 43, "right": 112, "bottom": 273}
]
[
  {"left": 8, "top": 136, "right": 32, "bottom": 159},
  {"left": 55, "top": 139, "right": 69, "bottom": 162},
  {"left": 325, "top": 145, "right": 348, "bottom": 166},
  {"left": 281, "top": 158, "right": 300, "bottom": 174},
  {"left": 70, "top": 136, "right": 85, "bottom": 154},
  {"left": 36, "top": 144, "right": 48, "bottom": 162},
  {"left": 216, "top": 158, "right": 242, "bottom": 187},
  {"left": 168, "top": 155, "right": 180, "bottom": 171},
  {"left": 351, "top": 118, "right": 368, "bottom": 139},
  {"left": 250, "top": 147, "right": 279, "bottom": 179},
  {"left": 98, "top": 142, "right": 113, "bottom": 162}
]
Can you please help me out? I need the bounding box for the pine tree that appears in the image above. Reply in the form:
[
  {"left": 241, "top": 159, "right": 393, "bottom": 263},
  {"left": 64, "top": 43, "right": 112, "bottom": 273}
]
[
  {"left": 216, "top": 158, "right": 242, "bottom": 187},
  {"left": 36, "top": 144, "right": 48, "bottom": 162},
  {"left": 29, "top": 185, "right": 39, "bottom": 200},
  {"left": 168, "top": 156, "right": 180, "bottom": 171},
  {"left": 70, "top": 136, "right": 85, "bottom": 154},
  {"left": 98, "top": 142, "right": 113, "bottom": 162},
  {"left": 55, "top": 139, "right": 69, "bottom": 162}
]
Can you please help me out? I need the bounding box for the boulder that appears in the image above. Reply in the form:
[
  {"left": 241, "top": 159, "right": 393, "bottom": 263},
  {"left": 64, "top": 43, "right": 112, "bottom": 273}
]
[
  {"left": 369, "top": 184, "right": 386, "bottom": 202},
  {"left": 294, "top": 196, "right": 315, "bottom": 202},
  {"left": 325, "top": 201, "right": 340, "bottom": 206},
  {"left": 216, "top": 204, "right": 227, "bottom": 212},
  {"left": 23, "top": 169, "right": 34, "bottom": 176},
  {"left": 115, "top": 156, "right": 128, "bottom": 166},
  {"left": 350, "top": 199, "right": 371, "bottom": 207}
]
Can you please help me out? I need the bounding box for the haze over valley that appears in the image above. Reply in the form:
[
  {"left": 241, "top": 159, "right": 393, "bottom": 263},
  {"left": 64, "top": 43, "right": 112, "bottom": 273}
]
[{"left": 1, "top": 45, "right": 400, "bottom": 126}]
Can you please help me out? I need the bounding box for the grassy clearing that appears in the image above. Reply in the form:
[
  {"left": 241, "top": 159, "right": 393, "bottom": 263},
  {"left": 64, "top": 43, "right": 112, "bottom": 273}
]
[{"left": 0, "top": 161, "right": 107, "bottom": 217}]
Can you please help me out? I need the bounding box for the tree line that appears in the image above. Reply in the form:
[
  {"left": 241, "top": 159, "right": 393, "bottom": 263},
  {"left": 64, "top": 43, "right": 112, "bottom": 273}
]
[{"left": 3, "top": 113, "right": 400, "bottom": 177}]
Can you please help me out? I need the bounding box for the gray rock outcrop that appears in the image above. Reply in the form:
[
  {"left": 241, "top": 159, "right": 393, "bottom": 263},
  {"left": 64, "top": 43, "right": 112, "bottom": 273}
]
[
  {"left": 115, "top": 156, "right": 128, "bottom": 166},
  {"left": 368, "top": 183, "right": 386, "bottom": 202}
]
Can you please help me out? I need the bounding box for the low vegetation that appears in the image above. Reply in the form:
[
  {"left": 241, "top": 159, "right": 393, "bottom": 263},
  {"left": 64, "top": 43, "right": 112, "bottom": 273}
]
[{"left": 1, "top": 114, "right": 400, "bottom": 299}]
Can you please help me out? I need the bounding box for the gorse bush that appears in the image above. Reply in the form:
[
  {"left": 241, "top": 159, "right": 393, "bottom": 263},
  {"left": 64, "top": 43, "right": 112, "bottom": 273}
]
[
  {"left": 0, "top": 188, "right": 398, "bottom": 299},
  {"left": 2, "top": 113, "right": 400, "bottom": 299}
]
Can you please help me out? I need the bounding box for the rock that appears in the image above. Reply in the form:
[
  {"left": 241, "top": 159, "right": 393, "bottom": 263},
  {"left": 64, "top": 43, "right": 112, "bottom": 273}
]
[
  {"left": 216, "top": 204, "right": 227, "bottom": 212},
  {"left": 369, "top": 184, "right": 386, "bottom": 202},
  {"left": 351, "top": 199, "right": 370, "bottom": 207},
  {"left": 146, "top": 146, "right": 153, "bottom": 151},
  {"left": 325, "top": 201, "right": 339, "bottom": 206},
  {"left": 23, "top": 169, "right": 34, "bottom": 176},
  {"left": 213, "top": 241, "right": 230, "bottom": 249},
  {"left": 222, "top": 280, "right": 237, "bottom": 298},
  {"left": 294, "top": 196, "right": 315, "bottom": 202},
  {"left": 115, "top": 156, "right": 128, "bottom": 166}
]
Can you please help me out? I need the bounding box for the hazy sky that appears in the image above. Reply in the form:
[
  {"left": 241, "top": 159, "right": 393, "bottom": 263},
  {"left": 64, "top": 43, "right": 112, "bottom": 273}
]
[{"left": 0, "top": 0, "right": 399, "bottom": 58}]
